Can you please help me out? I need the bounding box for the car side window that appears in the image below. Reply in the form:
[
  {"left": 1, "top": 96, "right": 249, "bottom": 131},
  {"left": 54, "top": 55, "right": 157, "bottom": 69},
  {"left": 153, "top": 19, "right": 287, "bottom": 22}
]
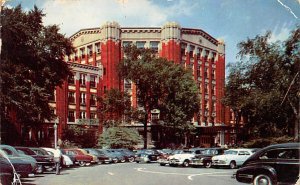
[
  {"left": 2, "top": 148, "right": 14, "bottom": 156},
  {"left": 260, "top": 149, "right": 299, "bottom": 160},
  {"left": 239, "top": 151, "right": 245, "bottom": 155},
  {"left": 278, "top": 149, "right": 299, "bottom": 159},
  {"left": 244, "top": 151, "right": 250, "bottom": 155}
]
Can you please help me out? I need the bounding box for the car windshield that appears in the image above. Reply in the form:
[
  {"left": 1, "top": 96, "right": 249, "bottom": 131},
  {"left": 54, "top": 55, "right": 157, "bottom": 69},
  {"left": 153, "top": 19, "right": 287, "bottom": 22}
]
[
  {"left": 224, "top": 150, "right": 238, "bottom": 155},
  {"left": 17, "top": 148, "right": 36, "bottom": 155},
  {"left": 32, "top": 149, "right": 49, "bottom": 155},
  {"left": 202, "top": 149, "right": 215, "bottom": 155}
]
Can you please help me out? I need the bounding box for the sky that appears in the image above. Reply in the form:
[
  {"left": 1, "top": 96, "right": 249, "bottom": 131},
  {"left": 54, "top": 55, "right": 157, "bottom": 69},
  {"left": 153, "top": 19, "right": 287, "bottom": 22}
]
[{"left": 5, "top": 0, "right": 300, "bottom": 70}]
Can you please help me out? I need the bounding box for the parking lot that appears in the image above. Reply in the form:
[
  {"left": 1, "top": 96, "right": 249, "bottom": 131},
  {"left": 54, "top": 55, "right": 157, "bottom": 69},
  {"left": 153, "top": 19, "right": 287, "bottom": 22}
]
[{"left": 23, "top": 163, "right": 242, "bottom": 185}]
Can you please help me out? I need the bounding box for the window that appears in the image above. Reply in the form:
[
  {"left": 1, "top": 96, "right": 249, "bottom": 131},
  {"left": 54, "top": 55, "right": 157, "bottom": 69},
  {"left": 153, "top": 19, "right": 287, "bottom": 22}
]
[
  {"left": 123, "top": 41, "right": 132, "bottom": 47},
  {"left": 80, "top": 74, "right": 86, "bottom": 86},
  {"left": 68, "top": 74, "right": 75, "bottom": 84},
  {"left": 124, "top": 80, "right": 131, "bottom": 89},
  {"left": 87, "top": 45, "right": 93, "bottom": 57},
  {"left": 103, "top": 68, "right": 106, "bottom": 76},
  {"left": 90, "top": 75, "right": 96, "bottom": 88},
  {"left": 90, "top": 112, "right": 97, "bottom": 119},
  {"left": 68, "top": 111, "right": 75, "bottom": 122},
  {"left": 197, "top": 48, "right": 202, "bottom": 60},
  {"left": 211, "top": 69, "right": 215, "bottom": 79},
  {"left": 260, "top": 149, "right": 299, "bottom": 159},
  {"left": 204, "top": 50, "right": 209, "bottom": 61},
  {"left": 68, "top": 92, "right": 75, "bottom": 104},
  {"left": 80, "top": 48, "right": 85, "bottom": 59},
  {"left": 95, "top": 43, "right": 101, "bottom": 54},
  {"left": 90, "top": 94, "right": 96, "bottom": 106},
  {"left": 189, "top": 45, "right": 194, "bottom": 58},
  {"left": 80, "top": 93, "right": 86, "bottom": 105},
  {"left": 48, "top": 91, "right": 55, "bottom": 101},
  {"left": 150, "top": 41, "right": 159, "bottom": 52},
  {"left": 136, "top": 41, "right": 146, "bottom": 49},
  {"left": 181, "top": 43, "right": 186, "bottom": 56},
  {"left": 79, "top": 111, "right": 86, "bottom": 119},
  {"left": 211, "top": 52, "right": 216, "bottom": 63},
  {"left": 74, "top": 50, "right": 78, "bottom": 61}
]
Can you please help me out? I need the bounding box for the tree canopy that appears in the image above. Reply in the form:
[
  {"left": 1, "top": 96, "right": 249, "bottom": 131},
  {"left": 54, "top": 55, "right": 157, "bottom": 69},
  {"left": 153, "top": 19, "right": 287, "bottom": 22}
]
[
  {"left": 0, "top": 5, "right": 73, "bottom": 127},
  {"left": 224, "top": 26, "right": 300, "bottom": 140},
  {"left": 118, "top": 45, "right": 200, "bottom": 147},
  {"left": 98, "top": 127, "right": 142, "bottom": 149}
]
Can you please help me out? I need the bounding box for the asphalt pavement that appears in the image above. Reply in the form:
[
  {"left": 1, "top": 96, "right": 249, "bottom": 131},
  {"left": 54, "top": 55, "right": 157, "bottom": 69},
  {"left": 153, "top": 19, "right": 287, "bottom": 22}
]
[{"left": 21, "top": 163, "right": 243, "bottom": 185}]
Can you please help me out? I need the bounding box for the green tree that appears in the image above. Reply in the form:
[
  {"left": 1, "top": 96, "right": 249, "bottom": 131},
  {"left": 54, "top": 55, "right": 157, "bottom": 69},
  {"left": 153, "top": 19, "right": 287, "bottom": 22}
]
[
  {"left": 224, "top": 26, "right": 300, "bottom": 141},
  {"left": 98, "top": 127, "right": 142, "bottom": 149},
  {"left": 118, "top": 45, "right": 200, "bottom": 148},
  {"left": 62, "top": 125, "right": 97, "bottom": 148},
  {"left": 0, "top": 5, "right": 73, "bottom": 144},
  {"left": 98, "top": 88, "right": 132, "bottom": 127}
]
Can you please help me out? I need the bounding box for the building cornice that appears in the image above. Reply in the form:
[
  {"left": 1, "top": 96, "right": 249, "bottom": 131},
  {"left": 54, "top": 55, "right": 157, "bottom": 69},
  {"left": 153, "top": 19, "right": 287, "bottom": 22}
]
[
  {"left": 181, "top": 28, "right": 218, "bottom": 46},
  {"left": 70, "top": 28, "right": 101, "bottom": 41}
]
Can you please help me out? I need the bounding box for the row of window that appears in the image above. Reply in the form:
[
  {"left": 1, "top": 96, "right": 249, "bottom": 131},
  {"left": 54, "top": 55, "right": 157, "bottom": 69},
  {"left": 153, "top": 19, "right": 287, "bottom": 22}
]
[
  {"left": 68, "top": 74, "right": 98, "bottom": 87},
  {"left": 72, "top": 43, "right": 101, "bottom": 60},
  {"left": 68, "top": 92, "right": 97, "bottom": 106},
  {"left": 68, "top": 111, "right": 97, "bottom": 122},
  {"left": 181, "top": 43, "right": 217, "bottom": 62}
]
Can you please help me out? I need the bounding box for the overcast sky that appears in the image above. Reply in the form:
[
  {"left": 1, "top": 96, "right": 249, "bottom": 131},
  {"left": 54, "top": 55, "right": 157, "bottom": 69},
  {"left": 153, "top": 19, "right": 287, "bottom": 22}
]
[{"left": 6, "top": 0, "right": 300, "bottom": 70}]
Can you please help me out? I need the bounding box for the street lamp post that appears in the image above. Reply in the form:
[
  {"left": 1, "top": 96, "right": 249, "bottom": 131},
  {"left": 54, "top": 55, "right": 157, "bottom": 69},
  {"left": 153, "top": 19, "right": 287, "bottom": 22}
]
[{"left": 54, "top": 119, "right": 58, "bottom": 148}]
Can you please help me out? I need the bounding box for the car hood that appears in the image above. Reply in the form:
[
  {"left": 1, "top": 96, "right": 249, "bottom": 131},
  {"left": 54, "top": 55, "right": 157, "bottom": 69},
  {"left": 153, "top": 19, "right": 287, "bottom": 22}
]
[
  {"left": 212, "top": 154, "right": 233, "bottom": 160},
  {"left": 170, "top": 153, "right": 195, "bottom": 159}
]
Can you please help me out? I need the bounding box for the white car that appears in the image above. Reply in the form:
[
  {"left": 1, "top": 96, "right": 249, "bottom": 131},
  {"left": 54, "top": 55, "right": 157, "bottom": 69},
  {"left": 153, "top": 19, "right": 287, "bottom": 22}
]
[
  {"left": 212, "top": 148, "right": 254, "bottom": 169},
  {"left": 42, "top": 148, "right": 73, "bottom": 167},
  {"left": 169, "top": 149, "right": 203, "bottom": 167}
]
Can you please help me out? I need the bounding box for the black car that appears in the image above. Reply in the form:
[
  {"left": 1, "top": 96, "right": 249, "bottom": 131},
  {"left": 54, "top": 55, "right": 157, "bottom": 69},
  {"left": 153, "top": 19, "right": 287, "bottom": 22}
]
[
  {"left": 135, "top": 149, "right": 162, "bottom": 163},
  {"left": 84, "top": 148, "right": 113, "bottom": 164},
  {"left": 113, "top": 149, "right": 135, "bottom": 162},
  {"left": 190, "top": 148, "right": 227, "bottom": 168},
  {"left": 0, "top": 152, "right": 13, "bottom": 185},
  {"left": 15, "top": 146, "right": 55, "bottom": 173},
  {"left": 235, "top": 142, "right": 300, "bottom": 185}
]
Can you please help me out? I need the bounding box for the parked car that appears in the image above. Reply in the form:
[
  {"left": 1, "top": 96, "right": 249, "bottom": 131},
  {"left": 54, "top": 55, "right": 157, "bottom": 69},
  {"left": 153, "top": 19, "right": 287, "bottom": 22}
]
[
  {"left": 62, "top": 148, "right": 93, "bottom": 167},
  {"left": 190, "top": 148, "right": 227, "bottom": 168},
  {"left": 168, "top": 148, "right": 204, "bottom": 167},
  {"left": 42, "top": 147, "right": 74, "bottom": 167},
  {"left": 77, "top": 148, "right": 99, "bottom": 164},
  {"left": 112, "top": 149, "right": 135, "bottom": 162},
  {"left": 0, "top": 145, "right": 37, "bottom": 177},
  {"left": 135, "top": 149, "right": 162, "bottom": 163},
  {"left": 15, "top": 146, "right": 55, "bottom": 173},
  {"left": 0, "top": 151, "right": 13, "bottom": 185},
  {"left": 97, "top": 149, "right": 118, "bottom": 163},
  {"left": 212, "top": 148, "right": 254, "bottom": 169},
  {"left": 235, "top": 143, "right": 300, "bottom": 185},
  {"left": 30, "top": 147, "right": 56, "bottom": 172},
  {"left": 84, "top": 148, "right": 113, "bottom": 164},
  {"left": 158, "top": 149, "right": 188, "bottom": 166},
  {"left": 106, "top": 149, "right": 126, "bottom": 163}
]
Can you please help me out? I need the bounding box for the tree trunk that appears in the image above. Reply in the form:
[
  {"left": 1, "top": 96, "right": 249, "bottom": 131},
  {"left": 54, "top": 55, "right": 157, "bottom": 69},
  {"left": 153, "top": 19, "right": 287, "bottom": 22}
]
[{"left": 143, "top": 112, "right": 148, "bottom": 149}]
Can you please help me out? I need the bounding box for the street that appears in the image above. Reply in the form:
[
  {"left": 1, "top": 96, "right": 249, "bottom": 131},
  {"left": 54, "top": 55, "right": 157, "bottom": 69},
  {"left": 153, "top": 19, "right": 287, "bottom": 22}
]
[{"left": 21, "top": 163, "right": 243, "bottom": 185}]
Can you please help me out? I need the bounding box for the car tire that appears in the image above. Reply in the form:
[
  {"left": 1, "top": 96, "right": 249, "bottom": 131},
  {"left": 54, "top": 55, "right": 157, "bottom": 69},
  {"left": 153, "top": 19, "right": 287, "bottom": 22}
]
[
  {"left": 205, "top": 162, "right": 212, "bottom": 168},
  {"left": 160, "top": 163, "right": 166, "bottom": 166},
  {"left": 229, "top": 161, "right": 236, "bottom": 169},
  {"left": 113, "top": 158, "right": 118, "bottom": 163},
  {"left": 120, "top": 159, "right": 126, "bottom": 163},
  {"left": 182, "top": 160, "right": 190, "bottom": 167},
  {"left": 253, "top": 174, "right": 273, "bottom": 185},
  {"left": 78, "top": 161, "right": 86, "bottom": 167},
  {"left": 128, "top": 157, "right": 135, "bottom": 163}
]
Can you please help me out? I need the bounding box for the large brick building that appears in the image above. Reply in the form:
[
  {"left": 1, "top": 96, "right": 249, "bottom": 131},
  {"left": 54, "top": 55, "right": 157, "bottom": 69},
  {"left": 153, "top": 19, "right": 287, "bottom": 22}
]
[{"left": 28, "top": 22, "right": 241, "bottom": 147}]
